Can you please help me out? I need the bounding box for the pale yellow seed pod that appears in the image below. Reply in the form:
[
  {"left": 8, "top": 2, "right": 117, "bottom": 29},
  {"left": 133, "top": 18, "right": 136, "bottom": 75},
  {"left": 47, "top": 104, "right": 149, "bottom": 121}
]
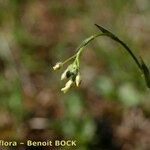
[
  {"left": 75, "top": 73, "right": 81, "bottom": 87},
  {"left": 65, "top": 80, "right": 73, "bottom": 87},
  {"left": 61, "top": 69, "right": 68, "bottom": 80},
  {"left": 53, "top": 62, "right": 63, "bottom": 70},
  {"left": 61, "top": 80, "right": 73, "bottom": 93}
]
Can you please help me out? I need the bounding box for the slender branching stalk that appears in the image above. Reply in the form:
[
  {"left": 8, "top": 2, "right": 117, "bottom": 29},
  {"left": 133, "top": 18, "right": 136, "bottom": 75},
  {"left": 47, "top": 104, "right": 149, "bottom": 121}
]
[{"left": 53, "top": 24, "right": 150, "bottom": 93}]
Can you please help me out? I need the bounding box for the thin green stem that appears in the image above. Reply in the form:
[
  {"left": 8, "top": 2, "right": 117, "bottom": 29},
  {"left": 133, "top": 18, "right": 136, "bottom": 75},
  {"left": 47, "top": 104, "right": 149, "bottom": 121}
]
[
  {"left": 95, "top": 24, "right": 142, "bottom": 70},
  {"left": 62, "top": 54, "right": 77, "bottom": 65},
  {"left": 76, "top": 33, "right": 106, "bottom": 51},
  {"left": 61, "top": 34, "right": 104, "bottom": 66},
  {"left": 75, "top": 33, "right": 106, "bottom": 58}
]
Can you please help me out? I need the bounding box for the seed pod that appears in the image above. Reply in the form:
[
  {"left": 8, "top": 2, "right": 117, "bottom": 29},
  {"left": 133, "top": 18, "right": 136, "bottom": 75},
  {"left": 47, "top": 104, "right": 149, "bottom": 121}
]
[
  {"left": 61, "top": 69, "right": 68, "bottom": 80},
  {"left": 75, "top": 73, "right": 81, "bottom": 87},
  {"left": 61, "top": 80, "right": 74, "bottom": 93},
  {"left": 53, "top": 62, "right": 63, "bottom": 70}
]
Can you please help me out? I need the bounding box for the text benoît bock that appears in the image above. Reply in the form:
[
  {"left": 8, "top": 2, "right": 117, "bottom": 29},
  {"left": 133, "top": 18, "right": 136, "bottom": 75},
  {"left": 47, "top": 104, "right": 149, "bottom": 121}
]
[{"left": 0, "top": 140, "right": 77, "bottom": 147}]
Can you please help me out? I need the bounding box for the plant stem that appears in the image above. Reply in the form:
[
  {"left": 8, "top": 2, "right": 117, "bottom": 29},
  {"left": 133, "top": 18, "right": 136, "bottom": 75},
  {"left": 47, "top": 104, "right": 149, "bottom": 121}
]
[
  {"left": 75, "top": 24, "right": 150, "bottom": 89},
  {"left": 95, "top": 24, "right": 142, "bottom": 69},
  {"left": 62, "top": 54, "right": 77, "bottom": 65}
]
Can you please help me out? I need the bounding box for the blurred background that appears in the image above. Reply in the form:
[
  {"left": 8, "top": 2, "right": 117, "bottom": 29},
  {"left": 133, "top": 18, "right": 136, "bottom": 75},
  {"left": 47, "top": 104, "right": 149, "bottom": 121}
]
[{"left": 0, "top": 0, "right": 150, "bottom": 150}]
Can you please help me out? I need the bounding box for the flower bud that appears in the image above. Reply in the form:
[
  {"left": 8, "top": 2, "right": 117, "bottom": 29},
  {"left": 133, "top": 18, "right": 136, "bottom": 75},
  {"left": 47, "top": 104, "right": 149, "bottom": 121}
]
[
  {"left": 61, "top": 69, "right": 68, "bottom": 80},
  {"left": 61, "top": 80, "right": 73, "bottom": 93},
  {"left": 75, "top": 73, "right": 81, "bottom": 87},
  {"left": 53, "top": 62, "right": 63, "bottom": 70}
]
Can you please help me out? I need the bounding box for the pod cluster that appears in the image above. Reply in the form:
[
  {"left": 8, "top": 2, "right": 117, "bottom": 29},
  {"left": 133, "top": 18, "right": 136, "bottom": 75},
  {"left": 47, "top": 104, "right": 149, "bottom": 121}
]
[{"left": 53, "top": 62, "right": 81, "bottom": 93}]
